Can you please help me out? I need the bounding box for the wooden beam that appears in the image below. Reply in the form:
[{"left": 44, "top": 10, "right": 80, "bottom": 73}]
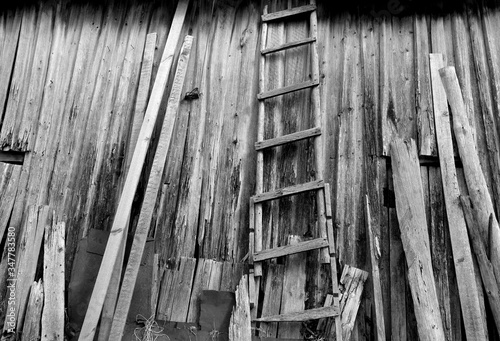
[
  {"left": 430, "top": 53, "right": 487, "bottom": 340},
  {"left": 391, "top": 137, "right": 446, "bottom": 341},
  {"left": 255, "top": 127, "right": 321, "bottom": 151},
  {"left": 254, "top": 238, "right": 328, "bottom": 262},
  {"left": 229, "top": 275, "right": 252, "bottom": 341},
  {"left": 252, "top": 180, "right": 324, "bottom": 203},
  {"left": 261, "top": 4, "right": 316, "bottom": 22},
  {"left": 78, "top": 1, "right": 189, "bottom": 339},
  {"left": 461, "top": 196, "right": 500, "bottom": 335},
  {"left": 42, "top": 221, "right": 65, "bottom": 341},
  {"left": 439, "top": 66, "right": 500, "bottom": 283},
  {"left": 365, "top": 195, "right": 386, "bottom": 341},
  {"left": 109, "top": 35, "right": 193, "bottom": 339},
  {"left": 257, "top": 80, "right": 319, "bottom": 100},
  {"left": 261, "top": 37, "right": 316, "bottom": 55}
]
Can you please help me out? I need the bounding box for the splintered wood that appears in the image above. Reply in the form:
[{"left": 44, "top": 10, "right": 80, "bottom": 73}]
[
  {"left": 391, "top": 138, "right": 446, "bottom": 341},
  {"left": 229, "top": 275, "right": 252, "bottom": 341}
]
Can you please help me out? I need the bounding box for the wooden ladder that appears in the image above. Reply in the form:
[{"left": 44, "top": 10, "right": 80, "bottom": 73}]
[{"left": 249, "top": 1, "right": 342, "bottom": 339}]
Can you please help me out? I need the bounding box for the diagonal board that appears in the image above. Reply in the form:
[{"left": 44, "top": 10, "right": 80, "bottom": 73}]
[
  {"left": 429, "top": 53, "right": 487, "bottom": 340},
  {"left": 78, "top": 1, "right": 189, "bottom": 339},
  {"left": 98, "top": 32, "right": 158, "bottom": 341},
  {"left": 439, "top": 66, "right": 500, "bottom": 286},
  {"left": 109, "top": 35, "right": 193, "bottom": 339},
  {"left": 391, "top": 138, "right": 446, "bottom": 341}
]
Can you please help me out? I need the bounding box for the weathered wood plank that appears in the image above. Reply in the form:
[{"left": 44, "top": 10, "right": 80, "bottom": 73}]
[
  {"left": 21, "top": 280, "right": 44, "bottom": 341},
  {"left": 109, "top": 35, "right": 193, "bottom": 339},
  {"left": 255, "top": 127, "right": 321, "bottom": 151},
  {"left": 229, "top": 275, "right": 252, "bottom": 341},
  {"left": 461, "top": 196, "right": 500, "bottom": 336},
  {"left": 257, "top": 80, "right": 319, "bottom": 100},
  {"left": 439, "top": 66, "right": 500, "bottom": 286},
  {"left": 255, "top": 306, "right": 339, "bottom": 323},
  {"left": 365, "top": 195, "right": 386, "bottom": 341},
  {"left": 261, "top": 37, "right": 316, "bottom": 55},
  {"left": 252, "top": 180, "right": 324, "bottom": 203},
  {"left": 278, "top": 236, "right": 306, "bottom": 338},
  {"left": 259, "top": 264, "right": 284, "bottom": 338},
  {"left": 254, "top": 238, "right": 328, "bottom": 262},
  {"left": 78, "top": 2, "right": 189, "bottom": 339},
  {"left": 187, "top": 259, "right": 213, "bottom": 323},
  {"left": 391, "top": 138, "right": 446, "bottom": 341},
  {"left": 430, "top": 53, "right": 487, "bottom": 341},
  {"left": 166, "top": 257, "right": 196, "bottom": 323},
  {"left": 339, "top": 265, "right": 369, "bottom": 341},
  {"left": 261, "top": 4, "right": 316, "bottom": 22},
  {"left": 42, "top": 221, "right": 65, "bottom": 341}
]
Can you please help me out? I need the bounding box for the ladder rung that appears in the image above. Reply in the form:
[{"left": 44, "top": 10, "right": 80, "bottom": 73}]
[
  {"left": 261, "top": 37, "right": 316, "bottom": 55},
  {"left": 255, "top": 127, "right": 321, "bottom": 151},
  {"left": 253, "top": 305, "right": 340, "bottom": 322},
  {"left": 252, "top": 180, "right": 324, "bottom": 203},
  {"left": 262, "top": 4, "right": 316, "bottom": 22},
  {"left": 258, "top": 80, "right": 319, "bottom": 100},
  {"left": 254, "top": 237, "right": 328, "bottom": 262}
]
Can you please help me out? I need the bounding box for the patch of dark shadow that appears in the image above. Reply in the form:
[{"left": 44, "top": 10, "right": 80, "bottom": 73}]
[
  {"left": 184, "top": 87, "right": 200, "bottom": 100},
  {"left": 387, "top": 94, "right": 397, "bottom": 127},
  {"left": 0, "top": 150, "right": 25, "bottom": 165}
]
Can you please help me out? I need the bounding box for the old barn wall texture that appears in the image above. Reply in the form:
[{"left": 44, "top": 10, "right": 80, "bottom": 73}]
[{"left": 0, "top": 0, "right": 500, "bottom": 339}]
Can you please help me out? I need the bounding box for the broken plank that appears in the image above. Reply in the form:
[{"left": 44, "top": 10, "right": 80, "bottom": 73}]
[
  {"left": 365, "top": 195, "right": 386, "bottom": 341},
  {"left": 252, "top": 180, "right": 324, "bottom": 203},
  {"left": 439, "top": 66, "right": 500, "bottom": 286},
  {"left": 254, "top": 238, "right": 328, "bottom": 262},
  {"left": 78, "top": 2, "right": 189, "bottom": 339},
  {"left": 21, "top": 280, "right": 44, "bottom": 341},
  {"left": 255, "top": 127, "right": 321, "bottom": 151},
  {"left": 255, "top": 306, "right": 339, "bottom": 322},
  {"left": 42, "top": 221, "right": 65, "bottom": 341},
  {"left": 261, "top": 4, "right": 316, "bottom": 22},
  {"left": 340, "top": 265, "right": 369, "bottom": 341},
  {"left": 461, "top": 196, "right": 500, "bottom": 335},
  {"left": 229, "top": 275, "right": 251, "bottom": 341},
  {"left": 109, "top": 35, "right": 193, "bottom": 339},
  {"left": 430, "top": 53, "right": 487, "bottom": 341},
  {"left": 391, "top": 137, "right": 446, "bottom": 341}
]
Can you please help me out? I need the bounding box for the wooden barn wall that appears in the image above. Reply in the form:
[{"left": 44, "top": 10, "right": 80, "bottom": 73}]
[{"left": 0, "top": 0, "right": 500, "bottom": 339}]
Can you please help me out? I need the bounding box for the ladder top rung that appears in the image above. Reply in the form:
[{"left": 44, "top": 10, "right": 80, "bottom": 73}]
[
  {"left": 253, "top": 305, "right": 340, "bottom": 322},
  {"left": 255, "top": 127, "right": 321, "bottom": 151},
  {"left": 258, "top": 80, "right": 319, "bottom": 100},
  {"left": 254, "top": 237, "right": 329, "bottom": 262},
  {"left": 261, "top": 37, "right": 316, "bottom": 55},
  {"left": 252, "top": 179, "right": 324, "bottom": 203},
  {"left": 262, "top": 4, "right": 316, "bottom": 22}
]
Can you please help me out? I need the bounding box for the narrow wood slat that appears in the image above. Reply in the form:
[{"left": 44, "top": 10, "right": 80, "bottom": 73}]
[
  {"left": 430, "top": 54, "right": 487, "bottom": 341},
  {"left": 257, "top": 80, "right": 318, "bottom": 100},
  {"left": 255, "top": 127, "right": 321, "bottom": 150},
  {"left": 261, "top": 4, "right": 316, "bottom": 22},
  {"left": 461, "top": 196, "right": 500, "bottom": 335},
  {"left": 254, "top": 238, "right": 328, "bottom": 262},
  {"left": 261, "top": 37, "right": 316, "bottom": 55},
  {"left": 42, "top": 221, "right": 65, "bottom": 341},
  {"left": 109, "top": 35, "right": 193, "bottom": 340},
  {"left": 254, "top": 306, "right": 339, "bottom": 322},
  {"left": 229, "top": 275, "right": 252, "bottom": 341},
  {"left": 252, "top": 179, "right": 324, "bottom": 203},
  {"left": 78, "top": 2, "right": 189, "bottom": 339}
]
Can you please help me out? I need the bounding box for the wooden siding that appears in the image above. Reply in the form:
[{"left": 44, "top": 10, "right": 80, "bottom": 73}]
[{"left": 0, "top": 0, "right": 499, "bottom": 339}]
